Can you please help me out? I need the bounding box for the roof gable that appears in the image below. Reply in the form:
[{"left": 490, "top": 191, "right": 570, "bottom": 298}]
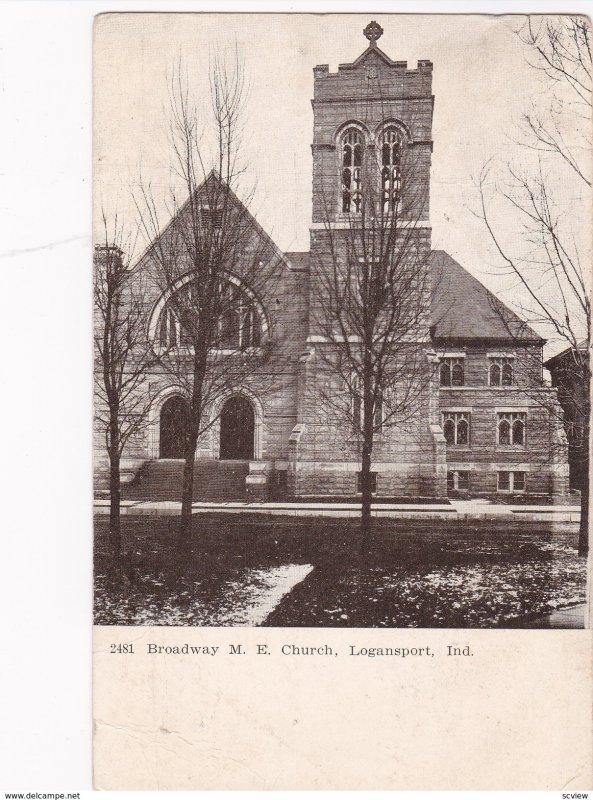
[
  {"left": 430, "top": 250, "right": 543, "bottom": 344},
  {"left": 346, "top": 44, "right": 403, "bottom": 70},
  {"left": 136, "top": 170, "right": 291, "bottom": 274}
]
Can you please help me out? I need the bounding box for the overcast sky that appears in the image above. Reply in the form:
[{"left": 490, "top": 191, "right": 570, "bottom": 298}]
[{"left": 94, "top": 13, "right": 591, "bottom": 355}]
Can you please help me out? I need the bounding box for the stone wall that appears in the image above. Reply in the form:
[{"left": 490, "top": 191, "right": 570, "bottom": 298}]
[
  {"left": 288, "top": 345, "right": 447, "bottom": 498},
  {"left": 437, "top": 344, "right": 569, "bottom": 496},
  {"left": 93, "top": 208, "right": 311, "bottom": 476}
]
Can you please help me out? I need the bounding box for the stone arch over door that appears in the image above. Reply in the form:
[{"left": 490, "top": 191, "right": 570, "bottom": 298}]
[
  {"left": 219, "top": 396, "right": 255, "bottom": 460},
  {"left": 159, "top": 395, "right": 189, "bottom": 458},
  {"left": 210, "top": 389, "right": 264, "bottom": 461},
  {"left": 148, "top": 387, "right": 189, "bottom": 459}
]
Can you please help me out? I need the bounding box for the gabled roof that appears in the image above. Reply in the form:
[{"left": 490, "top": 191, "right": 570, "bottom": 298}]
[
  {"left": 430, "top": 250, "right": 543, "bottom": 343},
  {"left": 135, "top": 170, "right": 291, "bottom": 273},
  {"left": 280, "top": 248, "right": 541, "bottom": 344},
  {"left": 544, "top": 341, "right": 588, "bottom": 370},
  {"left": 345, "top": 43, "right": 405, "bottom": 70}
]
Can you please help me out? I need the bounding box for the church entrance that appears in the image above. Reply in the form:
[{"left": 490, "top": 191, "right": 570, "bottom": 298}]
[
  {"left": 219, "top": 396, "right": 255, "bottom": 460},
  {"left": 159, "top": 396, "right": 189, "bottom": 459}
]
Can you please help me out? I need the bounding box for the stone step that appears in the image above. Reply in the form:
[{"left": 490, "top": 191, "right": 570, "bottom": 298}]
[{"left": 123, "top": 459, "right": 250, "bottom": 501}]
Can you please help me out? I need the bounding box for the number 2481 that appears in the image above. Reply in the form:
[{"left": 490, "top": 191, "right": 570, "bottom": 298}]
[{"left": 110, "top": 643, "right": 134, "bottom": 654}]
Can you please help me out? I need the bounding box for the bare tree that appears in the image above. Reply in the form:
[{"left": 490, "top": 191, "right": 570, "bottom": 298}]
[
  {"left": 135, "top": 54, "right": 281, "bottom": 542},
  {"left": 477, "top": 15, "right": 591, "bottom": 556},
  {"left": 94, "top": 214, "right": 155, "bottom": 560},
  {"left": 313, "top": 124, "right": 435, "bottom": 537}
]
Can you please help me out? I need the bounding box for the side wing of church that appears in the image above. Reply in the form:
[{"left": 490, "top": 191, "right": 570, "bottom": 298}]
[{"left": 94, "top": 23, "right": 569, "bottom": 502}]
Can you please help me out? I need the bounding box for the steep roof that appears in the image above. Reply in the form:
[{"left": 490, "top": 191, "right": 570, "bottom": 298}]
[
  {"left": 282, "top": 248, "right": 541, "bottom": 344},
  {"left": 430, "top": 250, "right": 543, "bottom": 344},
  {"left": 135, "top": 170, "right": 292, "bottom": 274}
]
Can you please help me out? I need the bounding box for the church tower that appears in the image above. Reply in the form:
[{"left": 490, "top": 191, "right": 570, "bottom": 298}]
[
  {"left": 310, "top": 20, "right": 434, "bottom": 228},
  {"left": 288, "top": 21, "right": 446, "bottom": 499},
  {"left": 308, "top": 20, "right": 434, "bottom": 335}
]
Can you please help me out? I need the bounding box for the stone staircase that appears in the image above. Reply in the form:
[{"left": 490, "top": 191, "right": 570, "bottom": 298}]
[{"left": 123, "top": 459, "right": 250, "bottom": 502}]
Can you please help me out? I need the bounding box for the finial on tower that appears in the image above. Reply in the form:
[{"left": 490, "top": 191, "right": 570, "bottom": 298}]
[{"left": 363, "top": 20, "right": 384, "bottom": 46}]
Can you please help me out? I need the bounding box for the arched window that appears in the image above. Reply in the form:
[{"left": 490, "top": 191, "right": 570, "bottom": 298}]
[
  {"left": 381, "top": 127, "right": 402, "bottom": 214},
  {"left": 512, "top": 418, "right": 524, "bottom": 445},
  {"left": 442, "top": 412, "right": 471, "bottom": 445},
  {"left": 452, "top": 362, "right": 464, "bottom": 387},
  {"left": 457, "top": 418, "right": 469, "bottom": 445},
  {"left": 157, "top": 278, "right": 263, "bottom": 351},
  {"left": 490, "top": 358, "right": 513, "bottom": 386},
  {"left": 342, "top": 128, "right": 364, "bottom": 213},
  {"left": 497, "top": 412, "right": 526, "bottom": 446},
  {"left": 498, "top": 418, "right": 511, "bottom": 445},
  {"left": 443, "top": 418, "right": 455, "bottom": 444},
  {"left": 440, "top": 357, "right": 464, "bottom": 387},
  {"left": 159, "top": 308, "right": 179, "bottom": 348}
]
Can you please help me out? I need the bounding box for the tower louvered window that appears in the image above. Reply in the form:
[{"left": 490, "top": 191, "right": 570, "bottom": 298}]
[
  {"left": 341, "top": 129, "right": 363, "bottom": 213},
  {"left": 381, "top": 127, "right": 402, "bottom": 214}
]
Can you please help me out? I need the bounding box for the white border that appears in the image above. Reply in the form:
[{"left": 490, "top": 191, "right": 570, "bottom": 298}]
[{"left": 1, "top": 0, "right": 591, "bottom": 792}]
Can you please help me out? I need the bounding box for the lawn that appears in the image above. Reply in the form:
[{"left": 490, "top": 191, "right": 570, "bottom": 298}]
[{"left": 94, "top": 514, "right": 586, "bottom": 628}]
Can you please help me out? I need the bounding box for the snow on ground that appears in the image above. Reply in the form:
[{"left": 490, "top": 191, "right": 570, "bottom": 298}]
[
  {"left": 96, "top": 563, "right": 314, "bottom": 626},
  {"left": 206, "top": 564, "right": 314, "bottom": 626}
]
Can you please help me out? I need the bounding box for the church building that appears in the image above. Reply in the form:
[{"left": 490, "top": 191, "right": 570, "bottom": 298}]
[{"left": 94, "top": 22, "right": 569, "bottom": 502}]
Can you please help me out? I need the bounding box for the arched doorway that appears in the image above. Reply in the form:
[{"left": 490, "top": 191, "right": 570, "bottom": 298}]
[
  {"left": 159, "top": 396, "right": 189, "bottom": 459},
  {"left": 219, "top": 396, "right": 255, "bottom": 460}
]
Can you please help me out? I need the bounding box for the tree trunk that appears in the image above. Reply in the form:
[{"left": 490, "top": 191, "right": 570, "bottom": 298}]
[
  {"left": 108, "top": 439, "right": 121, "bottom": 562},
  {"left": 360, "top": 442, "right": 373, "bottom": 541},
  {"left": 179, "top": 438, "right": 197, "bottom": 544},
  {"left": 178, "top": 360, "right": 205, "bottom": 546},
  {"left": 578, "top": 455, "right": 589, "bottom": 558}
]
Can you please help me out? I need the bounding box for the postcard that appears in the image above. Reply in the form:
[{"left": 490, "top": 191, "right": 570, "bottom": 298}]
[{"left": 93, "top": 13, "right": 592, "bottom": 790}]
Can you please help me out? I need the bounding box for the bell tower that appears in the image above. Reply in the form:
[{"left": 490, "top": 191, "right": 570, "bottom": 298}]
[
  {"left": 308, "top": 21, "right": 435, "bottom": 338},
  {"left": 288, "top": 23, "right": 445, "bottom": 500},
  {"left": 310, "top": 21, "right": 434, "bottom": 227}
]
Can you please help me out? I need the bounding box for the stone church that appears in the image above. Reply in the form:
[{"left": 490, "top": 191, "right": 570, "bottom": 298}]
[{"left": 95, "top": 22, "right": 569, "bottom": 502}]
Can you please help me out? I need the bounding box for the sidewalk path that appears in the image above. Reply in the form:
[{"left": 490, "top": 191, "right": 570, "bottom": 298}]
[
  {"left": 508, "top": 604, "right": 587, "bottom": 629},
  {"left": 94, "top": 497, "right": 581, "bottom": 522}
]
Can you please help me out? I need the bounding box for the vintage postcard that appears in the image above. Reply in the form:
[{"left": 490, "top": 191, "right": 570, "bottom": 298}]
[{"left": 93, "top": 12, "right": 592, "bottom": 790}]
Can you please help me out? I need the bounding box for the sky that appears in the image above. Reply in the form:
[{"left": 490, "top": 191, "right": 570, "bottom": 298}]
[{"left": 94, "top": 12, "right": 591, "bottom": 356}]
